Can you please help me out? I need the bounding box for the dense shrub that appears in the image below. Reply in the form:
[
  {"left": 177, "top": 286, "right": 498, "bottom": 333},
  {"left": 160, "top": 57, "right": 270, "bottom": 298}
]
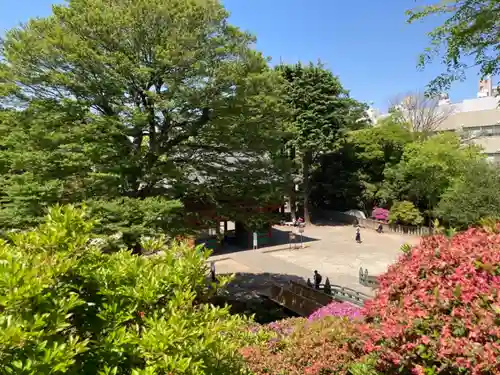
[
  {"left": 0, "top": 205, "right": 252, "bottom": 375},
  {"left": 388, "top": 200, "right": 423, "bottom": 226},
  {"left": 372, "top": 207, "right": 389, "bottom": 222},
  {"left": 360, "top": 228, "right": 500, "bottom": 374},
  {"left": 87, "top": 197, "right": 186, "bottom": 250},
  {"left": 241, "top": 317, "right": 369, "bottom": 375},
  {"left": 435, "top": 160, "right": 500, "bottom": 229}
]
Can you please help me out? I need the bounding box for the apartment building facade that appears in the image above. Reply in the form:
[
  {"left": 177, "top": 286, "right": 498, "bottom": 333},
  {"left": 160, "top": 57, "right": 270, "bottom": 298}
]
[
  {"left": 369, "top": 78, "right": 500, "bottom": 162},
  {"left": 436, "top": 78, "right": 500, "bottom": 162}
]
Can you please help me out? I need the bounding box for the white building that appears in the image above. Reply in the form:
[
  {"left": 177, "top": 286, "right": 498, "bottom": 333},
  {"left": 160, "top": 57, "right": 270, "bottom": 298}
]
[
  {"left": 369, "top": 78, "right": 500, "bottom": 161},
  {"left": 436, "top": 78, "right": 500, "bottom": 162}
]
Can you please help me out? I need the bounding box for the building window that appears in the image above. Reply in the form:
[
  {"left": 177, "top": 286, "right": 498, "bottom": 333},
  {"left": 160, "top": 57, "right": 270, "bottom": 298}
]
[{"left": 465, "top": 124, "right": 500, "bottom": 137}]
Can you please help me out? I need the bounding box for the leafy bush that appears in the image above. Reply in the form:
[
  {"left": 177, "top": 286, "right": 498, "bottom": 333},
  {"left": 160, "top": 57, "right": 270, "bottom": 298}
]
[
  {"left": 0, "top": 205, "right": 252, "bottom": 375},
  {"left": 241, "top": 317, "right": 368, "bottom": 375},
  {"left": 87, "top": 197, "right": 186, "bottom": 250},
  {"left": 388, "top": 200, "right": 423, "bottom": 226},
  {"left": 372, "top": 207, "right": 389, "bottom": 222},
  {"left": 360, "top": 228, "right": 500, "bottom": 374},
  {"left": 436, "top": 160, "right": 500, "bottom": 229}
]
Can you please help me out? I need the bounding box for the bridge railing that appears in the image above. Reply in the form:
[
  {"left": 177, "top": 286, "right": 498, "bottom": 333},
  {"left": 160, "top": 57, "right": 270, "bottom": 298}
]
[
  {"left": 267, "top": 284, "right": 323, "bottom": 316},
  {"left": 288, "top": 281, "right": 333, "bottom": 305},
  {"left": 358, "top": 267, "right": 380, "bottom": 288},
  {"left": 294, "top": 280, "right": 370, "bottom": 307}
]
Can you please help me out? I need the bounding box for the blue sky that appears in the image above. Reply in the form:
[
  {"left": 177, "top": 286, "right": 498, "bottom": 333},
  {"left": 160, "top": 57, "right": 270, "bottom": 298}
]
[{"left": 0, "top": 0, "right": 483, "bottom": 110}]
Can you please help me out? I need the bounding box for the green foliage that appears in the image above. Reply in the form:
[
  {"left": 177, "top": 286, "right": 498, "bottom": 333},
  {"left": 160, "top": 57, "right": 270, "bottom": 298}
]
[
  {"left": 0, "top": 0, "right": 288, "bottom": 232},
  {"left": 310, "top": 115, "right": 413, "bottom": 210},
  {"left": 380, "top": 132, "right": 483, "bottom": 210},
  {"left": 0, "top": 103, "right": 131, "bottom": 228},
  {"left": 348, "top": 116, "right": 414, "bottom": 206},
  {"left": 311, "top": 115, "right": 495, "bottom": 231},
  {"left": 309, "top": 142, "right": 365, "bottom": 211},
  {"left": 87, "top": 197, "right": 185, "bottom": 248},
  {"left": 388, "top": 201, "right": 423, "bottom": 226},
  {"left": 0, "top": 205, "right": 252, "bottom": 374},
  {"left": 349, "top": 117, "right": 413, "bottom": 170},
  {"left": 399, "top": 243, "right": 412, "bottom": 255},
  {"left": 276, "top": 62, "right": 368, "bottom": 221},
  {"left": 407, "top": 0, "right": 500, "bottom": 94},
  {"left": 435, "top": 160, "right": 500, "bottom": 229},
  {"left": 277, "top": 62, "right": 367, "bottom": 154}
]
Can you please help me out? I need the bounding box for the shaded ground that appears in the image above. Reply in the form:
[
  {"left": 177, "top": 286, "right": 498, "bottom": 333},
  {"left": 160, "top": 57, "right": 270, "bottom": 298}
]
[
  {"left": 209, "top": 272, "right": 304, "bottom": 323},
  {"left": 208, "top": 227, "right": 320, "bottom": 257}
]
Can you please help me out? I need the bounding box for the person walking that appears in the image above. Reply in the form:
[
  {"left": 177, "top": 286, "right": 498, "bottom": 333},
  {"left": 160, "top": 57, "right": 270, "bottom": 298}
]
[
  {"left": 355, "top": 227, "right": 362, "bottom": 243},
  {"left": 313, "top": 270, "right": 322, "bottom": 289}
]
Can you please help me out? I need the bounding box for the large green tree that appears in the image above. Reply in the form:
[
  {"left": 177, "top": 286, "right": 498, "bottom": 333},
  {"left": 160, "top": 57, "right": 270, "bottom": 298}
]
[
  {"left": 276, "top": 62, "right": 367, "bottom": 223},
  {"left": 436, "top": 160, "right": 500, "bottom": 229},
  {"left": 309, "top": 115, "right": 413, "bottom": 212},
  {"left": 0, "top": 0, "right": 287, "bottom": 235},
  {"left": 347, "top": 116, "right": 414, "bottom": 208},
  {"left": 380, "top": 132, "right": 484, "bottom": 216},
  {"left": 407, "top": 0, "right": 500, "bottom": 94}
]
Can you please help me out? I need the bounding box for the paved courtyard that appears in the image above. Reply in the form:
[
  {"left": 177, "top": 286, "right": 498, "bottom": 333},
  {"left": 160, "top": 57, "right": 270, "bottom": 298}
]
[{"left": 209, "top": 224, "right": 420, "bottom": 295}]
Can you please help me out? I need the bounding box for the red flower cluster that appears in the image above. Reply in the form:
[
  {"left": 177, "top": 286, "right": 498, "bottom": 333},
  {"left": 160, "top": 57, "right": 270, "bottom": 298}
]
[{"left": 360, "top": 228, "right": 500, "bottom": 374}]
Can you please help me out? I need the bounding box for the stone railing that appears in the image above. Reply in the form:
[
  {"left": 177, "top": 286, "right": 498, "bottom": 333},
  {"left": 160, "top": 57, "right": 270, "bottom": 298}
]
[{"left": 316, "top": 209, "right": 432, "bottom": 237}]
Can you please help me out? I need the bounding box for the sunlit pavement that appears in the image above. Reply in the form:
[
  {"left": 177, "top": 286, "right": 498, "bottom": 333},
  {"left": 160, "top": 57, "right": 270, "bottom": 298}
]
[{"left": 209, "top": 224, "right": 420, "bottom": 295}]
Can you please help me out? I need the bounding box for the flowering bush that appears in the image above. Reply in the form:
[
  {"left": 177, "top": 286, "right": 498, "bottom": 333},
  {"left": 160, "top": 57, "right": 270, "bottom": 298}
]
[
  {"left": 372, "top": 207, "right": 389, "bottom": 222},
  {"left": 241, "top": 317, "right": 367, "bottom": 375},
  {"left": 308, "top": 302, "right": 363, "bottom": 321},
  {"left": 360, "top": 228, "right": 500, "bottom": 374}
]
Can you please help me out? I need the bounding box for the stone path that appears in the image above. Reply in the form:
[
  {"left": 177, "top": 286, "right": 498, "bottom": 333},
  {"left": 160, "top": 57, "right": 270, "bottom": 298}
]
[{"left": 209, "top": 224, "right": 421, "bottom": 295}]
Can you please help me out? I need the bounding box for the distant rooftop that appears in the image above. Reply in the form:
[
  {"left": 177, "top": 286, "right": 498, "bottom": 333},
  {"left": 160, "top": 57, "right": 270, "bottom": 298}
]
[
  {"left": 369, "top": 78, "right": 499, "bottom": 129},
  {"left": 437, "top": 105, "right": 500, "bottom": 131}
]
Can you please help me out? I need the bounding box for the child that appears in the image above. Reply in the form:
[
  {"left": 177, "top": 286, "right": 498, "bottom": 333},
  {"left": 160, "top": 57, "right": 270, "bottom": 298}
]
[{"left": 355, "top": 227, "right": 362, "bottom": 243}]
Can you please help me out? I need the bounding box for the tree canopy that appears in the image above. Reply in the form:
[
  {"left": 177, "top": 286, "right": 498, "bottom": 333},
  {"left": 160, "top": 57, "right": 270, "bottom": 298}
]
[
  {"left": 310, "top": 115, "right": 413, "bottom": 211},
  {"left": 0, "top": 0, "right": 496, "bottom": 236},
  {"left": 0, "top": 0, "right": 289, "bottom": 237},
  {"left": 407, "top": 0, "right": 500, "bottom": 94},
  {"left": 380, "top": 132, "right": 484, "bottom": 211},
  {"left": 276, "top": 62, "right": 367, "bottom": 223},
  {"left": 436, "top": 160, "right": 500, "bottom": 229}
]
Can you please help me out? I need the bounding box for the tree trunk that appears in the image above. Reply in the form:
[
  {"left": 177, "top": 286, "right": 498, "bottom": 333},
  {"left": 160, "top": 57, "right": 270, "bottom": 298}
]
[
  {"left": 288, "top": 189, "right": 296, "bottom": 221},
  {"left": 287, "top": 145, "right": 297, "bottom": 221},
  {"left": 302, "top": 150, "right": 313, "bottom": 225}
]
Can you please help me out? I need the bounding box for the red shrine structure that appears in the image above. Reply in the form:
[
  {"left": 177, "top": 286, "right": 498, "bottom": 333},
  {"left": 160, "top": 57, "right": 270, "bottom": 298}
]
[{"left": 183, "top": 196, "right": 283, "bottom": 250}]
